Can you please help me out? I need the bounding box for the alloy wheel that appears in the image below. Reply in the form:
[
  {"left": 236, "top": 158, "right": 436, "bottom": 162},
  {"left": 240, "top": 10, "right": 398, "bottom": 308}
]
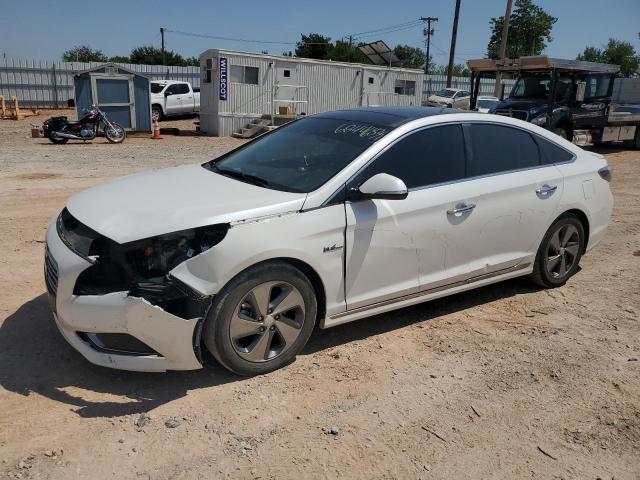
[
  {"left": 546, "top": 224, "right": 580, "bottom": 279},
  {"left": 229, "top": 281, "right": 305, "bottom": 362}
]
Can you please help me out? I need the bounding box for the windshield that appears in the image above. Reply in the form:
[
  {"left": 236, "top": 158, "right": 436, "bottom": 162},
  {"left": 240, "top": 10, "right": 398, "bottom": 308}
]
[
  {"left": 434, "top": 89, "right": 456, "bottom": 98},
  {"left": 477, "top": 99, "right": 499, "bottom": 108},
  {"left": 510, "top": 74, "right": 551, "bottom": 99},
  {"left": 203, "top": 117, "right": 391, "bottom": 193},
  {"left": 150, "top": 83, "right": 164, "bottom": 94},
  {"left": 510, "top": 74, "right": 575, "bottom": 101}
]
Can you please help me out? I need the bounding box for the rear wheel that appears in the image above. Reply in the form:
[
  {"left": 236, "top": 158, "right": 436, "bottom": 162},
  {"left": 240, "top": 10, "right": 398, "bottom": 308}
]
[
  {"left": 203, "top": 262, "right": 317, "bottom": 376},
  {"left": 633, "top": 127, "right": 640, "bottom": 150},
  {"left": 47, "top": 131, "right": 68, "bottom": 144},
  {"left": 530, "top": 214, "right": 585, "bottom": 288}
]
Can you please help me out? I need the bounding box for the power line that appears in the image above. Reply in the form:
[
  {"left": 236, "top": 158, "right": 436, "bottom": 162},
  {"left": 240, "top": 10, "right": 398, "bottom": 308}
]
[
  {"left": 350, "top": 20, "right": 423, "bottom": 37},
  {"left": 165, "top": 19, "right": 425, "bottom": 48}
]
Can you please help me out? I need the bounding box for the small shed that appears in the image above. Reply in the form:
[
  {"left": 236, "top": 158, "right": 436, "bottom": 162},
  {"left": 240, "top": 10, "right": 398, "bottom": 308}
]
[{"left": 73, "top": 63, "right": 151, "bottom": 131}]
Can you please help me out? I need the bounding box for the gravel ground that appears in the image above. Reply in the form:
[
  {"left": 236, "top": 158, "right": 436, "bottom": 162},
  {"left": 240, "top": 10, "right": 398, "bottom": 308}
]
[{"left": 0, "top": 110, "right": 639, "bottom": 480}]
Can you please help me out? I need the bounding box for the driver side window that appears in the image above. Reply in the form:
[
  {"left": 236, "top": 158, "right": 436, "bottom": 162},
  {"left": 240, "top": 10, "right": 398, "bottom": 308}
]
[{"left": 359, "top": 124, "right": 466, "bottom": 190}]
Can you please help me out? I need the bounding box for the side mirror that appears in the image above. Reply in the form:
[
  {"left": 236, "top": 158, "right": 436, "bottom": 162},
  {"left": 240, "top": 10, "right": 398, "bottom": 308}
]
[
  {"left": 576, "top": 82, "right": 586, "bottom": 102},
  {"left": 164, "top": 90, "right": 172, "bottom": 97},
  {"left": 348, "top": 173, "right": 408, "bottom": 201}
]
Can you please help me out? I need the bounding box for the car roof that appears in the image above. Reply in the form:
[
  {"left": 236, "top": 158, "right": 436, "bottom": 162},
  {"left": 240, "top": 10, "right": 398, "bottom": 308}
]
[{"left": 313, "top": 106, "right": 465, "bottom": 128}]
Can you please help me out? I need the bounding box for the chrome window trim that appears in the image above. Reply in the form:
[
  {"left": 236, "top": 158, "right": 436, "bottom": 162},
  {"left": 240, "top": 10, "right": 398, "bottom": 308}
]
[{"left": 319, "top": 120, "right": 576, "bottom": 206}]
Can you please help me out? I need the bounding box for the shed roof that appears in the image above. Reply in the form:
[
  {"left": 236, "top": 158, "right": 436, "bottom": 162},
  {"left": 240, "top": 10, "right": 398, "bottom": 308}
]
[{"left": 74, "top": 62, "right": 150, "bottom": 78}]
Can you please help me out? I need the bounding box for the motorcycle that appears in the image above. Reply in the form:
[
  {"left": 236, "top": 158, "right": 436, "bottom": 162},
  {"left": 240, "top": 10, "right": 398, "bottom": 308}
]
[{"left": 42, "top": 105, "right": 126, "bottom": 144}]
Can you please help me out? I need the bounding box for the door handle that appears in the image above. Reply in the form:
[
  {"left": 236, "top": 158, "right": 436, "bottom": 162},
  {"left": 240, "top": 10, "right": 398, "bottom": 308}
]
[
  {"left": 536, "top": 184, "right": 558, "bottom": 196},
  {"left": 447, "top": 203, "right": 476, "bottom": 215}
]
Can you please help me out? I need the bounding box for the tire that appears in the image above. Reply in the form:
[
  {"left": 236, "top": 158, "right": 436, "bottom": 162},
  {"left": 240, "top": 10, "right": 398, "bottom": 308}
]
[
  {"left": 104, "top": 123, "right": 126, "bottom": 144},
  {"left": 553, "top": 127, "right": 569, "bottom": 140},
  {"left": 151, "top": 106, "right": 163, "bottom": 122},
  {"left": 47, "top": 131, "right": 68, "bottom": 144},
  {"left": 203, "top": 261, "right": 317, "bottom": 376},
  {"left": 530, "top": 213, "right": 585, "bottom": 288},
  {"left": 633, "top": 127, "right": 640, "bottom": 150}
]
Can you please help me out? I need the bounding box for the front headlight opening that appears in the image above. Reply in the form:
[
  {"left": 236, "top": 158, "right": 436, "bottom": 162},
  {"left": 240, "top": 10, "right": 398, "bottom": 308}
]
[
  {"left": 71, "top": 218, "right": 228, "bottom": 317},
  {"left": 530, "top": 114, "right": 548, "bottom": 126}
]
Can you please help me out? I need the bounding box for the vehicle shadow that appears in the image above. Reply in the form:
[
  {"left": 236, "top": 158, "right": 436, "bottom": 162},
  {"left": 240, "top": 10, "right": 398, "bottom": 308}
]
[
  {"left": 1, "top": 278, "right": 540, "bottom": 418},
  {"left": 305, "top": 276, "right": 539, "bottom": 354}
]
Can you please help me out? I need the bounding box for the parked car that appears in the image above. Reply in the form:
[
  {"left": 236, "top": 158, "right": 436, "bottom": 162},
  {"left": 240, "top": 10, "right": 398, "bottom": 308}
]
[
  {"left": 150, "top": 80, "right": 200, "bottom": 121},
  {"left": 45, "top": 107, "right": 612, "bottom": 375},
  {"left": 475, "top": 95, "right": 500, "bottom": 113},
  {"left": 425, "top": 88, "right": 470, "bottom": 108}
]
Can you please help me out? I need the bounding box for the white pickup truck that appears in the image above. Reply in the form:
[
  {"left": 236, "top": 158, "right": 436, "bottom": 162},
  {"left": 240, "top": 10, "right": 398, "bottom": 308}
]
[{"left": 150, "top": 80, "right": 200, "bottom": 121}]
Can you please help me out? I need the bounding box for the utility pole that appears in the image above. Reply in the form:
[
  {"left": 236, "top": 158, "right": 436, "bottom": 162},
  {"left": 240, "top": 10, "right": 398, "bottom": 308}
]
[
  {"left": 446, "top": 0, "right": 461, "bottom": 88},
  {"left": 494, "top": 0, "right": 513, "bottom": 97},
  {"left": 349, "top": 35, "right": 353, "bottom": 63},
  {"left": 420, "top": 17, "right": 438, "bottom": 76},
  {"left": 160, "top": 27, "right": 166, "bottom": 66}
]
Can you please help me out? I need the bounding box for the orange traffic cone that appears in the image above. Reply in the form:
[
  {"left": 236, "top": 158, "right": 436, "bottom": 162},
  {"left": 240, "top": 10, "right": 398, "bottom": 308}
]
[{"left": 151, "top": 118, "right": 161, "bottom": 139}]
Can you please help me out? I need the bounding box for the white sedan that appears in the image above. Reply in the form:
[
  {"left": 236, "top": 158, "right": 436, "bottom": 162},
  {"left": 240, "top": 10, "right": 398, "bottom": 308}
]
[
  {"left": 475, "top": 95, "right": 501, "bottom": 113},
  {"left": 45, "top": 107, "right": 613, "bottom": 375},
  {"left": 425, "top": 88, "right": 470, "bottom": 108}
]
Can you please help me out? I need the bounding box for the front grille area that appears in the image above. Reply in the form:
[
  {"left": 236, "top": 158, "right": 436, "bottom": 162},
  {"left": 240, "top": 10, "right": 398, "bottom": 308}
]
[
  {"left": 495, "top": 109, "right": 529, "bottom": 121},
  {"left": 44, "top": 246, "right": 59, "bottom": 308},
  {"left": 77, "top": 332, "right": 160, "bottom": 356}
]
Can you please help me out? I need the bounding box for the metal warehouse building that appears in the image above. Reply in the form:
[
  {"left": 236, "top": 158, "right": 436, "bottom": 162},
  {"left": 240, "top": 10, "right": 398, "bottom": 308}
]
[{"left": 198, "top": 49, "right": 425, "bottom": 137}]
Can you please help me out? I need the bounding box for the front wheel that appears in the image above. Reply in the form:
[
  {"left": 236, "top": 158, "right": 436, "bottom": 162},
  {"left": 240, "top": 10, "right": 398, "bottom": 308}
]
[
  {"left": 104, "top": 123, "right": 126, "bottom": 144},
  {"left": 203, "top": 262, "right": 317, "bottom": 376},
  {"left": 553, "top": 127, "right": 569, "bottom": 140},
  {"left": 530, "top": 214, "right": 585, "bottom": 288},
  {"left": 151, "top": 106, "right": 163, "bottom": 122}
]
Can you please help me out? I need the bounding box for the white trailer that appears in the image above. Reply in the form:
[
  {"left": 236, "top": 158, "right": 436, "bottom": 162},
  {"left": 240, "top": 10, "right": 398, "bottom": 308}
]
[{"left": 198, "top": 49, "right": 425, "bottom": 137}]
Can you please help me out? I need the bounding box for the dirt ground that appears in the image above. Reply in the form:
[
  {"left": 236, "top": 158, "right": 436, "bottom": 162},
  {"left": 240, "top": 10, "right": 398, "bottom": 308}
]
[{"left": 0, "top": 110, "right": 639, "bottom": 480}]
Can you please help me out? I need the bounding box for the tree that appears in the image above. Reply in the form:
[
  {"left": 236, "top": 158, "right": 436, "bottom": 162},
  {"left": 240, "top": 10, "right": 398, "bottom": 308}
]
[
  {"left": 329, "top": 40, "right": 368, "bottom": 63},
  {"left": 577, "top": 39, "right": 639, "bottom": 77},
  {"left": 129, "top": 46, "right": 186, "bottom": 66},
  {"left": 393, "top": 45, "right": 427, "bottom": 69},
  {"left": 295, "top": 33, "right": 332, "bottom": 60},
  {"left": 433, "top": 63, "right": 469, "bottom": 77},
  {"left": 487, "top": 0, "right": 557, "bottom": 59},
  {"left": 108, "top": 55, "right": 131, "bottom": 63},
  {"left": 62, "top": 45, "right": 107, "bottom": 62},
  {"left": 184, "top": 57, "right": 200, "bottom": 67}
]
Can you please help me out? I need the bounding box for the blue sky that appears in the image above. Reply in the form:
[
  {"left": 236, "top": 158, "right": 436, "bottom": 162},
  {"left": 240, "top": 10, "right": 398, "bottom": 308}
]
[{"left": 1, "top": 0, "right": 638, "bottom": 64}]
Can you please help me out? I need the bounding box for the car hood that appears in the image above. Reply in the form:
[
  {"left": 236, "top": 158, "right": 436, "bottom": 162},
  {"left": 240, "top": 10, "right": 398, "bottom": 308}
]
[
  {"left": 427, "top": 95, "right": 452, "bottom": 103},
  {"left": 493, "top": 99, "right": 546, "bottom": 112},
  {"left": 66, "top": 164, "right": 307, "bottom": 243}
]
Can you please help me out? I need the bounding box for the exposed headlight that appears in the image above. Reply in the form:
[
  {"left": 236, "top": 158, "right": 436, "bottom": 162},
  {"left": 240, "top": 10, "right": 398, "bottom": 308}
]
[
  {"left": 530, "top": 114, "right": 547, "bottom": 126},
  {"left": 59, "top": 208, "right": 228, "bottom": 306}
]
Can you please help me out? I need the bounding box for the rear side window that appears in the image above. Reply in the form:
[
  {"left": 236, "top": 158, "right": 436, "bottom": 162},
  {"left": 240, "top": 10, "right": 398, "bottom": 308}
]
[
  {"left": 365, "top": 124, "right": 466, "bottom": 189},
  {"left": 537, "top": 136, "right": 575, "bottom": 165},
  {"left": 467, "top": 124, "right": 539, "bottom": 177}
]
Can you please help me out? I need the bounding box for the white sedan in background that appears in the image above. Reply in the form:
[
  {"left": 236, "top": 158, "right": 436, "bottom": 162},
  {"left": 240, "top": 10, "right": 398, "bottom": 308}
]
[
  {"left": 45, "top": 107, "right": 613, "bottom": 375},
  {"left": 475, "top": 95, "right": 501, "bottom": 113},
  {"left": 425, "top": 88, "right": 471, "bottom": 108}
]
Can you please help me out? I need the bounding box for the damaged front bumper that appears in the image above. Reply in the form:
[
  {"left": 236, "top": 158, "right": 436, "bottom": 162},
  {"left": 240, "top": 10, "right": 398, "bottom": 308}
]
[{"left": 45, "top": 221, "right": 204, "bottom": 372}]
